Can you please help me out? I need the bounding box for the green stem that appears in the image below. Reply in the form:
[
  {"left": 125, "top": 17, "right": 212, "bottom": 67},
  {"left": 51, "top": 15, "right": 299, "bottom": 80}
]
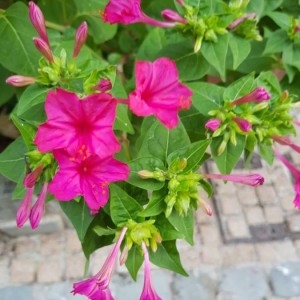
[
  {"left": 121, "top": 133, "right": 132, "bottom": 161},
  {"left": 45, "top": 21, "right": 67, "bottom": 32},
  {"left": 0, "top": 8, "right": 5, "bottom": 14}
]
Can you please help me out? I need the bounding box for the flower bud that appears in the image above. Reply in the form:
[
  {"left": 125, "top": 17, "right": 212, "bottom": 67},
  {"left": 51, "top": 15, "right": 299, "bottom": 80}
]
[
  {"left": 205, "top": 118, "right": 221, "bottom": 131},
  {"left": 97, "top": 78, "right": 112, "bottom": 93},
  {"left": 73, "top": 21, "right": 88, "bottom": 58},
  {"left": 33, "top": 37, "right": 54, "bottom": 62},
  {"left": 232, "top": 117, "right": 252, "bottom": 132},
  {"left": 161, "top": 9, "right": 186, "bottom": 24},
  {"left": 6, "top": 75, "right": 36, "bottom": 87},
  {"left": 16, "top": 187, "right": 34, "bottom": 228},
  {"left": 228, "top": 13, "right": 257, "bottom": 30}
]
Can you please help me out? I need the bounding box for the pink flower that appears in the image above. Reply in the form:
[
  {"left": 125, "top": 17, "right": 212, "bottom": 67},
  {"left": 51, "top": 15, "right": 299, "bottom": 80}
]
[
  {"left": 33, "top": 37, "right": 54, "bottom": 63},
  {"left": 73, "top": 21, "right": 88, "bottom": 58},
  {"left": 29, "top": 182, "right": 48, "bottom": 229},
  {"left": 16, "top": 187, "right": 34, "bottom": 228},
  {"left": 232, "top": 117, "right": 252, "bottom": 132},
  {"left": 34, "top": 88, "right": 120, "bottom": 157},
  {"left": 161, "top": 9, "right": 186, "bottom": 23},
  {"left": 231, "top": 87, "right": 271, "bottom": 105},
  {"left": 139, "top": 242, "right": 162, "bottom": 300},
  {"left": 28, "top": 1, "right": 49, "bottom": 46},
  {"left": 205, "top": 118, "right": 221, "bottom": 131},
  {"left": 272, "top": 135, "right": 300, "bottom": 154},
  {"left": 49, "top": 148, "right": 129, "bottom": 213},
  {"left": 103, "top": 0, "right": 176, "bottom": 27},
  {"left": 273, "top": 148, "right": 300, "bottom": 209},
  {"left": 203, "top": 173, "right": 264, "bottom": 186},
  {"left": 129, "top": 58, "right": 192, "bottom": 129},
  {"left": 72, "top": 227, "right": 127, "bottom": 299},
  {"left": 6, "top": 75, "right": 36, "bottom": 87}
]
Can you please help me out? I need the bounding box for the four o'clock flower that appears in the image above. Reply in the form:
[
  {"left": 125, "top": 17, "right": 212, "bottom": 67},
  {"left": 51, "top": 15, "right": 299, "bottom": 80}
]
[
  {"left": 139, "top": 242, "right": 162, "bottom": 300},
  {"left": 103, "top": 0, "right": 176, "bottom": 28},
  {"left": 34, "top": 88, "right": 120, "bottom": 157},
  {"left": 231, "top": 87, "right": 271, "bottom": 106},
  {"left": 272, "top": 135, "right": 300, "bottom": 154},
  {"left": 6, "top": 75, "right": 36, "bottom": 87},
  {"left": 28, "top": 1, "right": 50, "bottom": 46},
  {"left": 129, "top": 57, "right": 192, "bottom": 129},
  {"left": 205, "top": 118, "right": 221, "bottom": 131},
  {"left": 49, "top": 149, "right": 130, "bottom": 214},
  {"left": 232, "top": 116, "right": 252, "bottom": 132},
  {"left": 73, "top": 21, "right": 88, "bottom": 58},
  {"left": 72, "top": 227, "right": 127, "bottom": 299},
  {"left": 273, "top": 148, "right": 300, "bottom": 209},
  {"left": 203, "top": 173, "right": 264, "bottom": 187}
]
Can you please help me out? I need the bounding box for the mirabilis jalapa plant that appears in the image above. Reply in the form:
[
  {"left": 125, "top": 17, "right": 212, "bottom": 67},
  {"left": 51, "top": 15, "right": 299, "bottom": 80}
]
[{"left": 1, "top": 0, "right": 300, "bottom": 298}]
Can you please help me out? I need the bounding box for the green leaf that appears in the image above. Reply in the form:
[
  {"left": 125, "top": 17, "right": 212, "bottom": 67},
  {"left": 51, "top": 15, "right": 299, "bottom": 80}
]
[
  {"left": 128, "top": 157, "right": 165, "bottom": 191},
  {"left": 149, "top": 240, "right": 188, "bottom": 276},
  {"left": 0, "top": 66, "right": 14, "bottom": 105},
  {"left": 188, "top": 82, "right": 224, "bottom": 116},
  {"left": 258, "top": 143, "right": 274, "bottom": 165},
  {"left": 201, "top": 35, "right": 229, "bottom": 81},
  {"left": 256, "top": 71, "right": 282, "bottom": 96},
  {"left": 60, "top": 199, "right": 94, "bottom": 242},
  {"left": 138, "top": 188, "right": 167, "bottom": 217},
  {"left": 228, "top": 34, "right": 251, "bottom": 70},
  {"left": 93, "top": 226, "right": 116, "bottom": 236},
  {"left": 109, "top": 184, "right": 143, "bottom": 225},
  {"left": 264, "top": 30, "right": 290, "bottom": 55},
  {"left": 115, "top": 104, "right": 134, "bottom": 134},
  {"left": 283, "top": 44, "right": 300, "bottom": 70},
  {"left": 0, "top": 137, "right": 26, "bottom": 182},
  {"left": 168, "top": 210, "right": 194, "bottom": 245},
  {"left": 211, "top": 135, "right": 246, "bottom": 174},
  {"left": 138, "top": 120, "right": 190, "bottom": 165},
  {"left": 125, "top": 244, "right": 144, "bottom": 281},
  {"left": 266, "top": 12, "right": 291, "bottom": 30},
  {"left": 167, "top": 139, "right": 211, "bottom": 173},
  {"left": 10, "top": 114, "right": 36, "bottom": 150},
  {"left": 155, "top": 215, "right": 184, "bottom": 241},
  {"left": 0, "top": 2, "right": 39, "bottom": 75}
]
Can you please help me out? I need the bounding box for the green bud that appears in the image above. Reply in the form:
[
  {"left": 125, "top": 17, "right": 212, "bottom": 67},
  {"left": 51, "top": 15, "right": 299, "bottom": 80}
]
[
  {"left": 251, "top": 102, "right": 269, "bottom": 112},
  {"left": 218, "top": 138, "right": 228, "bottom": 155},
  {"left": 194, "top": 35, "right": 203, "bottom": 53},
  {"left": 169, "top": 157, "right": 187, "bottom": 173},
  {"left": 168, "top": 178, "right": 180, "bottom": 191},
  {"left": 174, "top": 192, "right": 190, "bottom": 216},
  {"left": 204, "top": 29, "right": 218, "bottom": 42}
]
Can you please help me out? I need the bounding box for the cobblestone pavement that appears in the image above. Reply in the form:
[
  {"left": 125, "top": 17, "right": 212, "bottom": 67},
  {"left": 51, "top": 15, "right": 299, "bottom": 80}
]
[{"left": 1, "top": 146, "right": 300, "bottom": 299}]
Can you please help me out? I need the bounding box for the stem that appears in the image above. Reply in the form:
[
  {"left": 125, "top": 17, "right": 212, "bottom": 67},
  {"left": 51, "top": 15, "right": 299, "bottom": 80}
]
[
  {"left": 45, "top": 21, "right": 67, "bottom": 32},
  {"left": 120, "top": 133, "right": 132, "bottom": 161}
]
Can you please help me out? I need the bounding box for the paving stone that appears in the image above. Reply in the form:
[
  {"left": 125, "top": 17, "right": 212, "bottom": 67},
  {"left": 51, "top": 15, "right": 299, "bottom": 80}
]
[
  {"left": 0, "top": 285, "right": 33, "bottom": 300},
  {"left": 172, "top": 271, "right": 217, "bottom": 300},
  {"left": 200, "top": 224, "right": 222, "bottom": 246},
  {"left": 264, "top": 206, "right": 284, "bottom": 224},
  {"left": 39, "top": 232, "right": 65, "bottom": 256},
  {"left": 221, "top": 244, "right": 258, "bottom": 266},
  {"left": 226, "top": 217, "right": 251, "bottom": 239},
  {"left": 270, "top": 262, "right": 300, "bottom": 297},
  {"left": 236, "top": 186, "right": 258, "bottom": 206},
  {"left": 218, "top": 266, "right": 269, "bottom": 300},
  {"left": 66, "top": 230, "right": 81, "bottom": 254},
  {"left": 177, "top": 240, "right": 203, "bottom": 270},
  {"left": 244, "top": 206, "right": 266, "bottom": 225},
  {"left": 0, "top": 257, "right": 10, "bottom": 287},
  {"left": 14, "top": 236, "right": 39, "bottom": 258},
  {"left": 37, "top": 258, "right": 64, "bottom": 283},
  {"left": 10, "top": 257, "right": 36, "bottom": 284},
  {"left": 256, "top": 185, "right": 278, "bottom": 205},
  {"left": 65, "top": 252, "right": 86, "bottom": 280},
  {"left": 200, "top": 245, "right": 222, "bottom": 266},
  {"left": 287, "top": 214, "right": 300, "bottom": 232},
  {"left": 219, "top": 195, "right": 242, "bottom": 215}
]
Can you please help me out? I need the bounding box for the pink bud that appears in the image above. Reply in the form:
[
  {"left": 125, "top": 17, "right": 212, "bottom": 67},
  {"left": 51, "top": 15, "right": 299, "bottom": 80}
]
[
  {"left": 231, "top": 87, "right": 271, "bottom": 105},
  {"left": 28, "top": 2, "right": 49, "bottom": 46},
  {"left": 16, "top": 187, "right": 34, "bottom": 228},
  {"left": 73, "top": 21, "right": 88, "bottom": 58},
  {"left": 23, "top": 165, "right": 43, "bottom": 188},
  {"left": 232, "top": 117, "right": 252, "bottom": 132},
  {"left": 228, "top": 13, "right": 257, "bottom": 30},
  {"left": 33, "top": 37, "right": 54, "bottom": 63},
  {"left": 205, "top": 118, "right": 221, "bottom": 131},
  {"left": 176, "top": 0, "right": 185, "bottom": 6},
  {"left": 29, "top": 182, "right": 48, "bottom": 229},
  {"left": 161, "top": 9, "right": 186, "bottom": 24},
  {"left": 96, "top": 78, "right": 112, "bottom": 93},
  {"left": 6, "top": 75, "right": 36, "bottom": 87}
]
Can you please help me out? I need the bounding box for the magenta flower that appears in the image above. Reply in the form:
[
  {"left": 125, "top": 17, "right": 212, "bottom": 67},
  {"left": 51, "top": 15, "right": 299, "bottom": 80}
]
[
  {"left": 28, "top": 1, "right": 49, "bottom": 46},
  {"left": 73, "top": 21, "right": 88, "bottom": 58},
  {"left": 273, "top": 148, "right": 300, "bottom": 209},
  {"left": 232, "top": 116, "right": 252, "bottom": 132},
  {"left": 33, "top": 37, "right": 54, "bottom": 63},
  {"left": 231, "top": 87, "right": 271, "bottom": 106},
  {"left": 203, "top": 173, "right": 264, "bottom": 186},
  {"left": 139, "top": 242, "right": 162, "bottom": 300},
  {"left": 48, "top": 149, "right": 130, "bottom": 213},
  {"left": 103, "top": 0, "right": 176, "bottom": 27},
  {"left": 34, "top": 88, "right": 120, "bottom": 157},
  {"left": 29, "top": 182, "right": 48, "bottom": 229},
  {"left": 205, "top": 118, "right": 221, "bottom": 131},
  {"left": 72, "top": 227, "right": 127, "bottom": 299},
  {"left": 161, "top": 9, "right": 186, "bottom": 24},
  {"left": 6, "top": 75, "right": 36, "bottom": 87},
  {"left": 272, "top": 135, "right": 300, "bottom": 154},
  {"left": 129, "top": 58, "right": 192, "bottom": 129},
  {"left": 16, "top": 187, "right": 34, "bottom": 228}
]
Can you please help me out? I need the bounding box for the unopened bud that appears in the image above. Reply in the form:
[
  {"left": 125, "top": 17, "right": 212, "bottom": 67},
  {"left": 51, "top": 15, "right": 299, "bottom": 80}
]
[
  {"left": 205, "top": 118, "right": 221, "bottom": 131},
  {"left": 138, "top": 170, "right": 154, "bottom": 179},
  {"left": 97, "top": 78, "right": 112, "bottom": 93},
  {"left": 33, "top": 37, "right": 54, "bottom": 62},
  {"left": 6, "top": 75, "right": 36, "bottom": 87},
  {"left": 161, "top": 9, "right": 186, "bottom": 24},
  {"left": 73, "top": 21, "right": 88, "bottom": 58}
]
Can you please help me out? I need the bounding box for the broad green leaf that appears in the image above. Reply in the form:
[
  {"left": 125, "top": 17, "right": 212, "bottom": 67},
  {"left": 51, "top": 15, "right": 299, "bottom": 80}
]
[
  {"left": 125, "top": 244, "right": 144, "bottom": 280},
  {"left": 17, "top": 102, "right": 46, "bottom": 126},
  {"left": 155, "top": 215, "right": 184, "bottom": 241},
  {"left": 283, "top": 44, "right": 300, "bottom": 70},
  {"left": 258, "top": 143, "right": 274, "bottom": 165},
  {"left": 0, "top": 137, "right": 26, "bottom": 182},
  {"left": 201, "top": 35, "right": 229, "bottom": 81},
  {"left": 10, "top": 114, "right": 36, "bottom": 150},
  {"left": 149, "top": 240, "right": 188, "bottom": 276},
  {"left": 211, "top": 135, "right": 246, "bottom": 174},
  {"left": 264, "top": 30, "right": 290, "bottom": 55},
  {"left": 266, "top": 12, "right": 291, "bottom": 30},
  {"left": 228, "top": 34, "right": 251, "bottom": 70},
  {"left": 109, "top": 184, "right": 143, "bottom": 225},
  {"left": 167, "top": 139, "right": 211, "bottom": 173},
  {"left": 256, "top": 71, "right": 282, "bottom": 96},
  {"left": 168, "top": 210, "right": 194, "bottom": 245},
  {"left": 16, "top": 84, "right": 50, "bottom": 117},
  {"left": 128, "top": 157, "right": 165, "bottom": 191},
  {"left": 60, "top": 199, "right": 94, "bottom": 242},
  {"left": 93, "top": 226, "right": 116, "bottom": 236},
  {"left": 138, "top": 120, "right": 190, "bottom": 165},
  {"left": 0, "top": 66, "right": 14, "bottom": 105},
  {"left": 188, "top": 82, "right": 224, "bottom": 116},
  {"left": 0, "top": 2, "right": 39, "bottom": 75},
  {"left": 115, "top": 104, "right": 134, "bottom": 134}
]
